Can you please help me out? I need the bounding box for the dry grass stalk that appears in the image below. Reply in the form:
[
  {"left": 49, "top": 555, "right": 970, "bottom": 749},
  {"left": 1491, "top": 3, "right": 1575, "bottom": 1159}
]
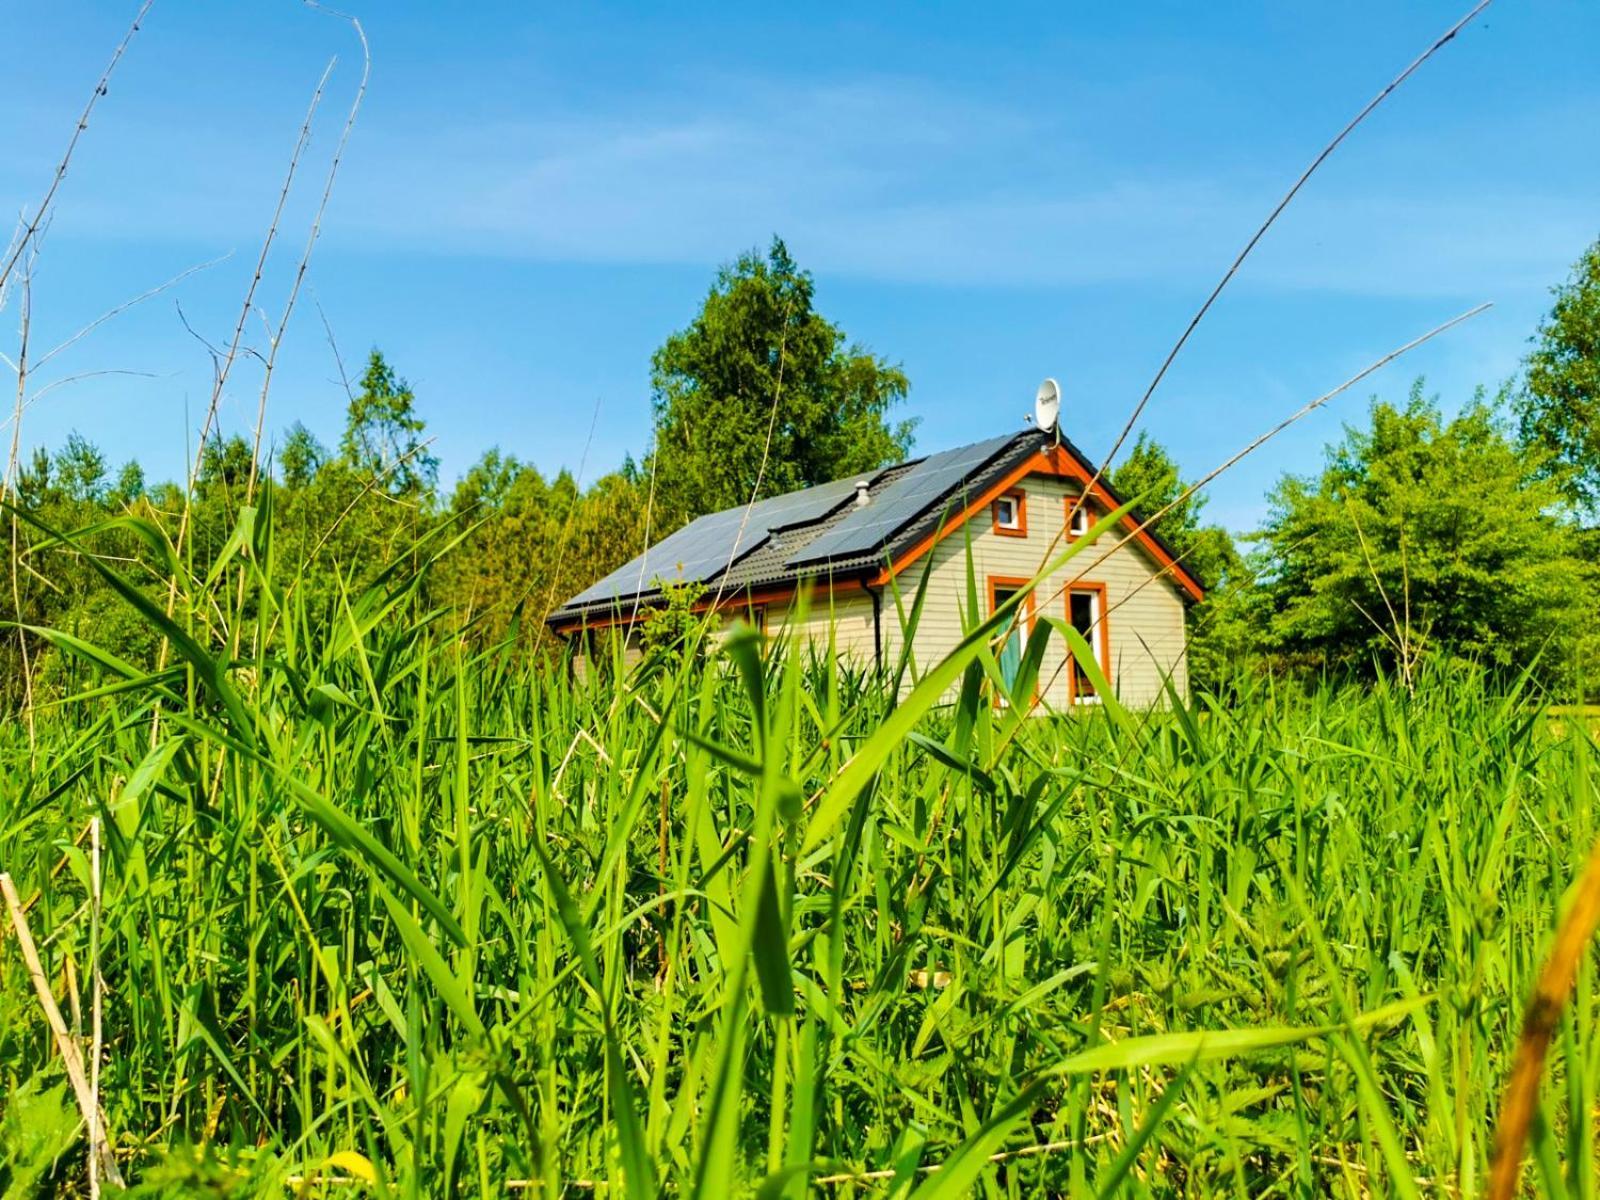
[
  {"left": 0, "top": 1, "right": 155, "bottom": 307},
  {"left": 246, "top": 4, "right": 372, "bottom": 500},
  {"left": 1064, "top": 0, "right": 1495, "bottom": 532},
  {"left": 1486, "top": 829, "right": 1600, "bottom": 1200},
  {"left": 0, "top": 871, "right": 125, "bottom": 1189}
]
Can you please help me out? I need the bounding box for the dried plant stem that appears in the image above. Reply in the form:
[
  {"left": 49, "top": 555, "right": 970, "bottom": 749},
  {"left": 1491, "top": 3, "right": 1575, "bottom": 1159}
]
[
  {"left": 89, "top": 817, "right": 105, "bottom": 1200},
  {"left": 1065, "top": 0, "right": 1493, "bottom": 531},
  {"left": 177, "top": 57, "right": 332, "bottom": 523},
  {"left": 1487, "top": 829, "right": 1600, "bottom": 1200},
  {"left": 710, "top": 300, "right": 792, "bottom": 612},
  {"left": 0, "top": 1, "right": 154, "bottom": 307},
  {"left": 0, "top": 871, "right": 124, "bottom": 1189},
  {"left": 247, "top": 6, "right": 371, "bottom": 500},
  {"left": 7, "top": 269, "right": 37, "bottom": 746}
]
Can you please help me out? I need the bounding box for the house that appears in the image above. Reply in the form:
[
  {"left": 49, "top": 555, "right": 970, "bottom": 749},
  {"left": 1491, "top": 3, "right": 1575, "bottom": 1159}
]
[{"left": 546, "top": 426, "right": 1205, "bottom": 707}]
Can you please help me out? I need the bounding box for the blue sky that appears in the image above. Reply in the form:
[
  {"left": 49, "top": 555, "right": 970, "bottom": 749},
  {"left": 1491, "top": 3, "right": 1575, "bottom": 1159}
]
[{"left": 4, "top": 1, "right": 1597, "bottom": 530}]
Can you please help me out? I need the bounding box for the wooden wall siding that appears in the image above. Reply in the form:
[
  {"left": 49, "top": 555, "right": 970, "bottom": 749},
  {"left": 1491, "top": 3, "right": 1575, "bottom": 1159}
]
[
  {"left": 879, "top": 473, "right": 1188, "bottom": 708},
  {"left": 767, "top": 593, "right": 877, "bottom": 666}
]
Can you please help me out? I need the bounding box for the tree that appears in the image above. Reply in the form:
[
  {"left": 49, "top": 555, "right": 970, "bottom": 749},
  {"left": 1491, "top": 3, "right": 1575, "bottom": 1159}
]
[
  {"left": 1110, "top": 433, "right": 1242, "bottom": 592},
  {"left": 341, "top": 350, "right": 438, "bottom": 495},
  {"left": 199, "top": 434, "right": 253, "bottom": 489},
  {"left": 648, "top": 238, "right": 915, "bottom": 525},
  {"left": 54, "top": 433, "right": 108, "bottom": 504},
  {"left": 1254, "top": 382, "right": 1595, "bottom": 688},
  {"left": 430, "top": 451, "right": 651, "bottom": 655},
  {"left": 279, "top": 422, "right": 327, "bottom": 489},
  {"left": 1110, "top": 432, "right": 1251, "bottom": 689},
  {"left": 111, "top": 460, "right": 146, "bottom": 505},
  {"left": 1517, "top": 238, "right": 1600, "bottom": 515}
]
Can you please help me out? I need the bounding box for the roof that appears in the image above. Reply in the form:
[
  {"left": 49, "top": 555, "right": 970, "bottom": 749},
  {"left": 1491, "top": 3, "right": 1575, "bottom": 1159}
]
[{"left": 548, "top": 427, "right": 1203, "bottom": 626}]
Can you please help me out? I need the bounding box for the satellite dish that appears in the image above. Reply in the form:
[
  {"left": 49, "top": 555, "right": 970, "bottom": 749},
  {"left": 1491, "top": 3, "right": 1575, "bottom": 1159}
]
[{"left": 1034, "top": 378, "right": 1061, "bottom": 436}]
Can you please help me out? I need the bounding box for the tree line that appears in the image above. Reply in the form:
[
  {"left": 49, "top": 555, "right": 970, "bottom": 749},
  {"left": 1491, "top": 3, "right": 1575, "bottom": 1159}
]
[{"left": 5, "top": 235, "right": 1599, "bottom": 708}]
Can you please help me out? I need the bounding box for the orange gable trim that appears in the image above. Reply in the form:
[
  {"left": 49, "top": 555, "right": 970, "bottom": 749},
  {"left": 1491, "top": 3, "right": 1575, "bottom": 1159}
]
[{"left": 872, "top": 446, "right": 1206, "bottom": 603}]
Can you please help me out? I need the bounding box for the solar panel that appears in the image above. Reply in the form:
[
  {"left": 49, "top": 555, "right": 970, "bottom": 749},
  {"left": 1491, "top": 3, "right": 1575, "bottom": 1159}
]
[
  {"left": 785, "top": 433, "right": 1018, "bottom": 567},
  {"left": 559, "top": 471, "right": 876, "bottom": 609}
]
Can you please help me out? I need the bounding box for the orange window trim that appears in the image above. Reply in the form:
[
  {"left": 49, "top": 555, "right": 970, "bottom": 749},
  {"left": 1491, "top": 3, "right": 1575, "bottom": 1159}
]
[
  {"left": 987, "top": 574, "right": 1038, "bottom": 707},
  {"left": 1066, "top": 581, "right": 1112, "bottom": 705},
  {"left": 992, "top": 489, "right": 1028, "bottom": 537},
  {"left": 874, "top": 446, "right": 1205, "bottom": 603},
  {"left": 987, "top": 574, "right": 1037, "bottom": 627}
]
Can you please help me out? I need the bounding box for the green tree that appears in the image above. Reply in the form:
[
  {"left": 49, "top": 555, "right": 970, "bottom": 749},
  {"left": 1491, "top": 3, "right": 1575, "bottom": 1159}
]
[
  {"left": 1255, "top": 382, "right": 1595, "bottom": 688},
  {"left": 648, "top": 237, "right": 915, "bottom": 525},
  {"left": 279, "top": 421, "right": 327, "bottom": 489},
  {"left": 1110, "top": 432, "right": 1242, "bottom": 591},
  {"left": 54, "top": 432, "right": 108, "bottom": 504},
  {"left": 199, "top": 434, "right": 253, "bottom": 489},
  {"left": 341, "top": 350, "right": 438, "bottom": 496},
  {"left": 1517, "top": 237, "right": 1600, "bottom": 514},
  {"left": 111, "top": 460, "right": 146, "bottom": 505},
  {"left": 431, "top": 451, "right": 650, "bottom": 655}
]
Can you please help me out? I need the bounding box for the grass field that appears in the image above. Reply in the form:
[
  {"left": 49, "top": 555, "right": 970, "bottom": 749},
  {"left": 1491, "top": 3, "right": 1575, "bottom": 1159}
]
[{"left": 1, "top": 504, "right": 1596, "bottom": 1198}]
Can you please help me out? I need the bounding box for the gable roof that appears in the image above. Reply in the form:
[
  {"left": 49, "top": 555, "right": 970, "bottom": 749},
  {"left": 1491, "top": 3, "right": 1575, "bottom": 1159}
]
[{"left": 548, "top": 428, "right": 1204, "bottom": 627}]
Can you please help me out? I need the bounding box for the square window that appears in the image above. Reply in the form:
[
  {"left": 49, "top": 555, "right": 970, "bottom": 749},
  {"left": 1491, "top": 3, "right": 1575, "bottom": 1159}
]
[
  {"left": 992, "top": 490, "right": 1027, "bottom": 536},
  {"left": 1066, "top": 498, "right": 1091, "bottom": 540}
]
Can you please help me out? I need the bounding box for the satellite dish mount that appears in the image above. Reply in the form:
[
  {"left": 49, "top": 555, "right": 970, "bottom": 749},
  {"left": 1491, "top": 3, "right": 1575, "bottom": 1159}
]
[{"left": 1034, "top": 378, "right": 1062, "bottom": 443}]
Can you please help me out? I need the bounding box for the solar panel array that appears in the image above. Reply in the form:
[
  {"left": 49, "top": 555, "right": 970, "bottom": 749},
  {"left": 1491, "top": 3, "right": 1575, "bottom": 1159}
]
[
  {"left": 785, "top": 433, "right": 1017, "bottom": 567},
  {"left": 560, "top": 472, "right": 869, "bottom": 609}
]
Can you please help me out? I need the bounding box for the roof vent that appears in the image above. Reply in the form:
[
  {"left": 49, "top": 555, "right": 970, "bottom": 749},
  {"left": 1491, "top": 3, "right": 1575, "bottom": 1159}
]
[{"left": 854, "top": 479, "right": 871, "bottom": 507}]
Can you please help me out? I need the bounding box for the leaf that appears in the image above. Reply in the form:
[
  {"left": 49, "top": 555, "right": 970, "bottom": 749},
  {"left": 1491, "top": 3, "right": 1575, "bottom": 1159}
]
[
  {"left": 1092, "top": 1057, "right": 1196, "bottom": 1199},
  {"left": 323, "top": 1150, "right": 377, "bottom": 1184},
  {"left": 376, "top": 883, "right": 483, "bottom": 1037},
  {"left": 751, "top": 857, "right": 794, "bottom": 1016},
  {"left": 111, "top": 736, "right": 185, "bottom": 838},
  {"left": 905, "top": 1078, "right": 1045, "bottom": 1200},
  {"left": 1048, "top": 995, "right": 1433, "bottom": 1075}
]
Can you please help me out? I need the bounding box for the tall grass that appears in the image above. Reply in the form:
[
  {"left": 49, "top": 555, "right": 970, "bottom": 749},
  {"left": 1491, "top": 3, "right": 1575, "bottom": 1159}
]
[{"left": 1, "top": 493, "right": 1597, "bottom": 1197}]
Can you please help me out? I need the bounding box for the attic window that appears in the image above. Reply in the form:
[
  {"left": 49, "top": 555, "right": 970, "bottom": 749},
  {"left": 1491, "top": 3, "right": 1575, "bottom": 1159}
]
[
  {"left": 1065, "top": 496, "right": 1092, "bottom": 541},
  {"left": 992, "top": 490, "right": 1027, "bottom": 537}
]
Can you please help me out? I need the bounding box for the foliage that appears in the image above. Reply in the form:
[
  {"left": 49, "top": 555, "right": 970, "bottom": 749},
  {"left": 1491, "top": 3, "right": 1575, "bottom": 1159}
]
[
  {"left": 0, "top": 1072, "right": 78, "bottom": 1199},
  {"left": 1253, "top": 381, "right": 1597, "bottom": 686},
  {"left": 2, "top": 490, "right": 1598, "bottom": 1195},
  {"left": 340, "top": 349, "right": 438, "bottom": 495},
  {"left": 1110, "top": 432, "right": 1251, "bottom": 689},
  {"left": 430, "top": 450, "right": 649, "bottom": 652},
  {"left": 648, "top": 237, "right": 916, "bottom": 526},
  {"left": 637, "top": 575, "right": 708, "bottom": 658},
  {"left": 277, "top": 420, "right": 326, "bottom": 489},
  {"left": 1518, "top": 237, "right": 1600, "bottom": 515}
]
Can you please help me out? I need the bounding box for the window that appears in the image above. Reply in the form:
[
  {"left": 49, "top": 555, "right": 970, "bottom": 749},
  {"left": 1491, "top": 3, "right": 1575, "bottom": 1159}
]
[
  {"left": 988, "top": 577, "right": 1035, "bottom": 703},
  {"left": 1066, "top": 584, "right": 1109, "bottom": 704},
  {"left": 992, "top": 490, "right": 1027, "bottom": 537},
  {"left": 1065, "top": 495, "right": 1092, "bottom": 541}
]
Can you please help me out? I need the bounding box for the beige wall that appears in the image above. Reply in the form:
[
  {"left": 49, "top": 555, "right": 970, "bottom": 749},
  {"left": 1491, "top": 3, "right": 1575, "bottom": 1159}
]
[{"left": 766, "top": 589, "right": 877, "bottom": 667}]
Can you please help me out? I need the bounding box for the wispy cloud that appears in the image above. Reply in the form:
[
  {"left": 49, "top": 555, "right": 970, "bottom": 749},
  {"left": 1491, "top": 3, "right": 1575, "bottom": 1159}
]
[{"left": 6, "top": 71, "right": 1592, "bottom": 301}]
